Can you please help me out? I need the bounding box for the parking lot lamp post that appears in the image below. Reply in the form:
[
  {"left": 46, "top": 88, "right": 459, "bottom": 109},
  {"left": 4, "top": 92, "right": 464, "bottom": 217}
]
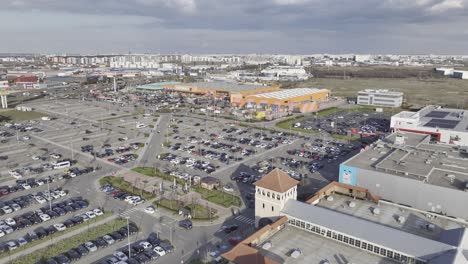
[
  {"left": 126, "top": 216, "right": 131, "bottom": 257},
  {"left": 47, "top": 179, "right": 52, "bottom": 211}
]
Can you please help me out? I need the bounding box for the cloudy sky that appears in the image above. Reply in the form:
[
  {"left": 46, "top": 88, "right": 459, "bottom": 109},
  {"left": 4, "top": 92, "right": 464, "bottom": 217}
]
[{"left": 1, "top": 0, "right": 467, "bottom": 54}]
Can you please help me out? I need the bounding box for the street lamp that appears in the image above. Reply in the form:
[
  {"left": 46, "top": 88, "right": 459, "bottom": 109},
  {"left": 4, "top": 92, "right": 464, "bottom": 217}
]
[{"left": 126, "top": 216, "right": 131, "bottom": 257}]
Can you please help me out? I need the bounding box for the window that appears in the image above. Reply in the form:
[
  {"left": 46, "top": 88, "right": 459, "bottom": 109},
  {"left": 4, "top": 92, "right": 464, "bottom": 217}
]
[
  {"left": 271, "top": 206, "right": 274, "bottom": 212},
  {"left": 367, "top": 244, "right": 373, "bottom": 251},
  {"left": 326, "top": 231, "right": 331, "bottom": 237},
  {"left": 373, "top": 246, "right": 380, "bottom": 254},
  {"left": 337, "top": 234, "right": 343, "bottom": 241},
  {"left": 267, "top": 192, "right": 270, "bottom": 198},
  {"left": 306, "top": 224, "right": 311, "bottom": 230},
  {"left": 355, "top": 241, "right": 361, "bottom": 248},
  {"left": 290, "top": 219, "right": 295, "bottom": 225},
  {"left": 349, "top": 238, "right": 354, "bottom": 245},
  {"left": 393, "top": 253, "right": 401, "bottom": 261},
  {"left": 300, "top": 221, "right": 305, "bottom": 229},
  {"left": 343, "top": 236, "right": 349, "bottom": 243},
  {"left": 361, "top": 242, "right": 367, "bottom": 249},
  {"left": 380, "top": 248, "right": 386, "bottom": 256},
  {"left": 262, "top": 203, "right": 265, "bottom": 209},
  {"left": 332, "top": 232, "right": 338, "bottom": 239},
  {"left": 386, "top": 251, "right": 393, "bottom": 258}
]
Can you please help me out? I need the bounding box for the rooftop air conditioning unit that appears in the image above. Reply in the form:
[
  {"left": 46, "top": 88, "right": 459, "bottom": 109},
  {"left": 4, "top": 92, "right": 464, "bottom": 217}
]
[
  {"left": 372, "top": 208, "right": 380, "bottom": 215},
  {"left": 397, "top": 216, "right": 406, "bottom": 223}
]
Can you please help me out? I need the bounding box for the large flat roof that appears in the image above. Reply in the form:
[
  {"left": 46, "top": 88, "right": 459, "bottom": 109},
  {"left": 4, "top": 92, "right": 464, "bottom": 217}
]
[
  {"left": 256, "top": 224, "right": 393, "bottom": 264},
  {"left": 177, "top": 81, "right": 272, "bottom": 92},
  {"left": 392, "top": 105, "right": 468, "bottom": 133},
  {"left": 249, "top": 88, "right": 329, "bottom": 100},
  {"left": 281, "top": 199, "right": 455, "bottom": 261},
  {"left": 343, "top": 131, "right": 468, "bottom": 191}
]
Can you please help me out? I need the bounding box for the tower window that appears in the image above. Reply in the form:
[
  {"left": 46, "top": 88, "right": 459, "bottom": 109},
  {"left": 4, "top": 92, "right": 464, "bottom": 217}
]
[
  {"left": 272, "top": 206, "right": 274, "bottom": 212},
  {"left": 263, "top": 203, "right": 265, "bottom": 209}
]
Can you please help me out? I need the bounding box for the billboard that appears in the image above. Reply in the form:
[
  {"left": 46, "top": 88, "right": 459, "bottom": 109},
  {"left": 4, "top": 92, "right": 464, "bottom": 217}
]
[{"left": 339, "top": 164, "right": 358, "bottom": 186}]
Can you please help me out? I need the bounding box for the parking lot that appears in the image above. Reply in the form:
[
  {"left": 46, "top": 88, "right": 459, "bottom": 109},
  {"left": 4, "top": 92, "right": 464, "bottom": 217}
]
[
  {"left": 0, "top": 89, "right": 390, "bottom": 264},
  {"left": 294, "top": 110, "right": 391, "bottom": 137}
]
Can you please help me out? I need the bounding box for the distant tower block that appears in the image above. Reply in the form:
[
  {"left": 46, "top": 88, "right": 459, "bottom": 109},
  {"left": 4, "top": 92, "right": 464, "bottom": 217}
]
[
  {"left": 254, "top": 168, "right": 299, "bottom": 228},
  {"left": 1, "top": 95, "right": 8, "bottom": 109}
]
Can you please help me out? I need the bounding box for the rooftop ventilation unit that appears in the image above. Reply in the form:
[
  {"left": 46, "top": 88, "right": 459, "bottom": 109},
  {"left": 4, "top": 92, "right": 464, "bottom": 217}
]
[
  {"left": 397, "top": 216, "right": 406, "bottom": 223},
  {"left": 372, "top": 207, "right": 380, "bottom": 215},
  {"left": 348, "top": 201, "right": 356, "bottom": 208},
  {"left": 425, "top": 159, "right": 432, "bottom": 164},
  {"left": 446, "top": 174, "right": 456, "bottom": 184}
]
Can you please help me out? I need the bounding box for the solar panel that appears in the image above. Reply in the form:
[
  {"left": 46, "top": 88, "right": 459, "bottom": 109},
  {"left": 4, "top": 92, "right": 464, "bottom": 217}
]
[
  {"left": 424, "top": 118, "right": 459, "bottom": 129},
  {"left": 425, "top": 111, "right": 449, "bottom": 118}
]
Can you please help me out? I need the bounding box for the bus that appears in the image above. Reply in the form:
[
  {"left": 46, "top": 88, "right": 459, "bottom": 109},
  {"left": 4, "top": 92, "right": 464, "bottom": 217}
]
[{"left": 53, "top": 161, "right": 71, "bottom": 170}]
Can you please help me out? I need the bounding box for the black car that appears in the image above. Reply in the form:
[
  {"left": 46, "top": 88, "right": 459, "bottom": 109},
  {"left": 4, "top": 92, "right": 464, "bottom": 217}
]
[
  {"left": 69, "top": 203, "right": 81, "bottom": 211},
  {"left": 94, "top": 238, "right": 108, "bottom": 248},
  {"left": 110, "top": 231, "right": 123, "bottom": 241},
  {"left": 147, "top": 235, "right": 160, "bottom": 247},
  {"left": 66, "top": 249, "right": 81, "bottom": 261},
  {"left": 178, "top": 219, "right": 192, "bottom": 230},
  {"left": 71, "top": 216, "right": 84, "bottom": 225},
  {"left": 63, "top": 220, "right": 75, "bottom": 228},
  {"left": 118, "top": 229, "right": 129, "bottom": 237},
  {"left": 224, "top": 224, "right": 239, "bottom": 234},
  {"left": 46, "top": 259, "right": 59, "bottom": 264},
  {"left": 55, "top": 254, "right": 71, "bottom": 264},
  {"left": 135, "top": 253, "right": 150, "bottom": 264},
  {"left": 76, "top": 245, "right": 89, "bottom": 256},
  {"left": 76, "top": 201, "right": 88, "bottom": 208},
  {"left": 131, "top": 244, "right": 144, "bottom": 254},
  {"left": 45, "top": 226, "right": 57, "bottom": 235},
  {"left": 63, "top": 206, "right": 74, "bottom": 213}
]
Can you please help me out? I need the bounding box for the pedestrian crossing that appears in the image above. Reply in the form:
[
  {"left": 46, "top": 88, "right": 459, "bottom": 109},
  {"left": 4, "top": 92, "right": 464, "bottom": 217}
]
[
  {"left": 235, "top": 215, "right": 255, "bottom": 225},
  {"left": 119, "top": 207, "right": 141, "bottom": 217}
]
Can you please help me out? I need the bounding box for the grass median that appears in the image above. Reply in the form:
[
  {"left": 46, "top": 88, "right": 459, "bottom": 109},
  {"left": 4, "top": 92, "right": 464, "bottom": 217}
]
[
  {"left": 0, "top": 212, "right": 112, "bottom": 261},
  {"left": 99, "top": 176, "right": 155, "bottom": 200},
  {"left": 154, "top": 198, "right": 218, "bottom": 220},
  {"left": 9, "top": 217, "right": 127, "bottom": 264},
  {"left": 132, "top": 167, "right": 185, "bottom": 186},
  {"left": 192, "top": 186, "right": 242, "bottom": 208}
]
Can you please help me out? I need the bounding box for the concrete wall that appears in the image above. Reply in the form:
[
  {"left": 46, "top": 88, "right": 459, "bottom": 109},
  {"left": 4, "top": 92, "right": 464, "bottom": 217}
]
[{"left": 354, "top": 167, "right": 468, "bottom": 220}]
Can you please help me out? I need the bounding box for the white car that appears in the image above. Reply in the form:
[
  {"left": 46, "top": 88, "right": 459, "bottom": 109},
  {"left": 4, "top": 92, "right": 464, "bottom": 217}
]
[
  {"left": 53, "top": 223, "right": 67, "bottom": 231},
  {"left": 5, "top": 218, "right": 16, "bottom": 226},
  {"left": 39, "top": 214, "right": 51, "bottom": 222},
  {"left": 32, "top": 156, "right": 40, "bottom": 160},
  {"left": 144, "top": 206, "right": 155, "bottom": 214},
  {"left": 21, "top": 183, "right": 31, "bottom": 190},
  {"left": 0, "top": 230, "right": 5, "bottom": 238},
  {"left": 6, "top": 241, "right": 17, "bottom": 250},
  {"left": 102, "top": 235, "right": 115, "bottom": 245},
  {"left": 36, "top": 196, "right": 46, "bottom": 204},
  {"left": 23, "top": 136, "right": 30, "bottom": 140},
  {"left": 2, "top": 226, "right": 14, "bottom": 234},
  {"left": 85, "top": 211, "right": 96, "bottom": 219},
  {"left": 58, "top": 190, "right": 67, "bottom": 197},
  {"left": 10, "top": 203, "right": 21, "bottom": 211},
  {"left": 153, "top": 246, "right": 166, "bottom": 256},
  {"left": 223, "top": 185, "right": 234, "bottom": 192},
  {"left": 93, "top": 208, "right": 104, "bottom": 216},
  {"left": 2, "top": 206, "right": 13, "bottom": 214},
  {"left": 50, "top": 154, "right": 62, "bottom": 159},
  {"left": 113, "top": 251, "right": 128, "bottom": 261},
  {"left": 139, "top": 241, "right": 152, "bottom": 249}
]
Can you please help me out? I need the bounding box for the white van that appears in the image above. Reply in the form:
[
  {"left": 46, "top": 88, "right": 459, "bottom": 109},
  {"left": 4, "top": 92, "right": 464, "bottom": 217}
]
[{"left": 53, "top": 161, "right": 71, "bottom": 170}]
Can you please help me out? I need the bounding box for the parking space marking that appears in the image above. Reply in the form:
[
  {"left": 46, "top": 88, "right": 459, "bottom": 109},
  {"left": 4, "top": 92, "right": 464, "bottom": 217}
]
[
  {"left": 119, "top": 207, "right": 140, "bottom": 217},
  {"left": 234, "top": 215, "right": 255, "bottom": 225}
]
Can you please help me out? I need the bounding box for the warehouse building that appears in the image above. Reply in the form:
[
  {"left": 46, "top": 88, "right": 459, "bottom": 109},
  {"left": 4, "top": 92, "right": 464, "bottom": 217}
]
[
  {"left": 135, "top": 81, "right": 180, "bottom": 91},
  {"left": 339, "top": 131, "right": 468, "bottom": 221},
  {"left": 391, "top": 105, "right": 468, "bottom": 146},
  {"left": 223, "top": 170, "right": 468, "bottom": 264},
  {"left": 233, "top": 88, "right": 330, "bottom": 113},
  {"left": 164, "top": 81, "right": 279, "bottom": 101},
  {"left": 453, "top": 70, "right": 468, "bottom": 80},
  {"left": 357, "top": 89, "right": 403, "bottom": 107}
]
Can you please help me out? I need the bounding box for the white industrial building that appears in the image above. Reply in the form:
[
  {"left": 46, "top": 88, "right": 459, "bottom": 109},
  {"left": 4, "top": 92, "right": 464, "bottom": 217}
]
[
  {"left": 391, "top": 105, "right": 468, "bottom": 146},
  {"left": 357, "top": 89, "right": 403, "bottom": 107},
  {"left": 453, "top": 70, "right": 468, "bottom": 80},
  {"left": 260, "top": 66, "right": 309, "bottom": 81},
  {"left": 434, "top": 67, "right": 455, "bottom": 76}
]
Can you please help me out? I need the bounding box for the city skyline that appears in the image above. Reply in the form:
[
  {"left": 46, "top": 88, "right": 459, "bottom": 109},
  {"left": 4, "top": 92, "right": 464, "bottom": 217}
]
[{"left": 1, "top": 0, "right": 467, "bottom": 54}]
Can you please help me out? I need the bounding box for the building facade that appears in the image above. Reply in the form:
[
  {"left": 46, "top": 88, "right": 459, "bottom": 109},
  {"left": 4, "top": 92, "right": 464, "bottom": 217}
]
[
  {"left": 357, "top": 89, "right": 403, "bottom": 107},
  {"left": 254, "top": 169, "right": 299, "bottom": 227}
]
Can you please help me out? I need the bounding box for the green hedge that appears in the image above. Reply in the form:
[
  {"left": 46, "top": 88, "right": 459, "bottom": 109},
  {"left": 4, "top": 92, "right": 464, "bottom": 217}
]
[{"left": 11, "top": 218, "right": 128, "bottom": 264}]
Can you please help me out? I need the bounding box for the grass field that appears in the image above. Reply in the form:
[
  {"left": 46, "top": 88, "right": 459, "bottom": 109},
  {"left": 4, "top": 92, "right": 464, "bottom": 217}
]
[
  {"left": 154, "top": 198, "right": 218, "bottom": 220},
  {"left": 0, "top": 110, "right": 44, "bottom": 123},
  {"left": 291, "top": 77, "right": 468, "bottom": 108},
  {"left": 99, "top": 176, "right": 155, "bottom": 200},
  {"left": 131, "top": 167, "right": 185, "bottom": 185},
  {"left": 10, "top": 218, "right": 128, "bottom": 264},
  {"left": 192, "top": 186, "right": 242, "bottom": 208}
]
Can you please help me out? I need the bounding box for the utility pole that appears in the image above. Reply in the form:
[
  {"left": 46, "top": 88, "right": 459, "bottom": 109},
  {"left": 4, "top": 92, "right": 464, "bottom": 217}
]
[{"left": 126, "top": 216, "right": 131, "bottom": 257}]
